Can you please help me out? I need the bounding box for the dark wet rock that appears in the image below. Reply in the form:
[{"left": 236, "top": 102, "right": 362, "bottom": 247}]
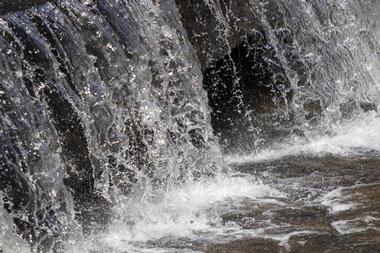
[
  {"left": 176, "top": 0, "right": 379, "bottom": 152},
  {"left": 0, "top": 0, "right": 48, "bottom": 16},
  {"left": 220, "top": 212, "right": 257, "bottom": 226},
  {"left": 44, "top": 89, "right": 94, "bottom": 200},
  {"left": 0, "top": 20, "right": 68, "bottom": 249},
  {"left": 236, "top": 155, "right": 380, "bottom": 188},
  {"left": 4, "top": 12, "right": 112, "bottom": 231},
  {"left": 340, "top": 100, "right": 378, "bottom": 120},
  {"left": 146, "top": 236, "right": 210, "bottom": 252},
  {"left": 267, "top": 205, "right": 331, "bottom": 229},
  {"left": 74, "top": 193, "right": 112, "bottom": 232},
  {"left": 303, "top": 100, "right": 323, "bottom": 121},
  {"left": 360, "top": 102, "right": 378, "bottom": 112},
  {"left": 176, "top": 0, "right": 318, "bottom": 152},
  {"left": 204, "top": 238, "right": 283, "bottom": 253},
  {"left": 175, "top": 0, "right": 263, "bottom": 68},
  {"left": 203, "top": 34, "right": 291, "bottom": 152},
  {"left": 287, "top": 231, "right": 380, "bottom": 253},
  {"left": 219, "top": 202, "right": 283, "bottom": 229},
  {"left": 200, "top": 230, "right": 380, "bottom": 253},
  {"left": 222, "top": 154, "right": 380, "bottom": 253},
  {"left": 330, "top": 184, "right": 380, "bottom": 229}
]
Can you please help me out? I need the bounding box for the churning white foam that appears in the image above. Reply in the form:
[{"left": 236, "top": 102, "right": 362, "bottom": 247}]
[
  {"left": 226, "top": 112, "right": 380, "bottom": 165},
  {"left": 0, "top": 204, "right": 31, "bottom": 253},
  {"left": 320, "top": 186, "right": 360, "bottom": 215},
  {"left": 76, "top": 174, "right": 284, "bottom": 252}
]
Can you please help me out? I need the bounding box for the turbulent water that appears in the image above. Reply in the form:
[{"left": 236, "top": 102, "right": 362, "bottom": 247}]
[{"left": 0, "top": 0, "right": 379, "bottom": 252}]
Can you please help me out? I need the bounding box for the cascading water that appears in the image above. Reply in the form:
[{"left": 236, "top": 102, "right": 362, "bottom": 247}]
[
  {"left": 191, "top": 0, "right": 380, "bottom": 151},
  {"left": 0, "top": 0, "right": 224, "bottom": 250},
  {"left": 0, "top": 0, "right": 379, "bottom": 252},
  {"left": 256, "top": 0, "right": 380, "bottom": 134}
]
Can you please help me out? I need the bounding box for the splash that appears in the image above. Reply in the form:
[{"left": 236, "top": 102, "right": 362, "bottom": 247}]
[
  {"left": 0, "top": 0, "right": 379, "bottom": 252},
  {"left": 226, "top": 112, "right": 380, "bottom": 165},
  {"left": 66, "top": 175, "right": 284, "bottom": 252}
]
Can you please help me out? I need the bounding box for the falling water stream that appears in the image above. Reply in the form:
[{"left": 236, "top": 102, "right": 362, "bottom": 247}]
[{"left": 0, "top": 0, "right": 379, "bottom": 252}]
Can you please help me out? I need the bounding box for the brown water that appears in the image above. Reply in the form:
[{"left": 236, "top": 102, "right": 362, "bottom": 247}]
[{"left": 148, "top": 154, "right": 380, "bottom": 253}]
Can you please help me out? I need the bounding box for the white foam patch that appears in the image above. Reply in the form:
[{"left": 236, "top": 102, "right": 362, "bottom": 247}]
[
  {"left": 226, "top": 113, "right": 380, "bottom": 165},
  {"left": 320, "top": 187, "right": 360, "bottom": 215},
  {"left": 0, "top": 205, "right": 31, "bottom": 253},
  {"left": 332, "top": 215, "right": 379, "bottom": 235},
  {"left": 79, "top": 175, "right": 284, "bottom": 252},
  {"left": 273, "top": 230, "right": 323, "bottom": 250}
]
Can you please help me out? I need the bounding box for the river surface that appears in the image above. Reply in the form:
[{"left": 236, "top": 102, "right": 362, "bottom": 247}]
[{"left": 50, "top": 113, "right": 379, "bottom": 253}]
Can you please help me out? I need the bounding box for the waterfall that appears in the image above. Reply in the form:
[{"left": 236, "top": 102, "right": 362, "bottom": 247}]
[
  {"left": 181, "top": 0, "right": 380, "bottom": 151},
  {"left": 0, "top": 0, "right": 379, "bottom": 252},
  {"left": 0, "top": 0, "right": 223, "bottom": 250}
]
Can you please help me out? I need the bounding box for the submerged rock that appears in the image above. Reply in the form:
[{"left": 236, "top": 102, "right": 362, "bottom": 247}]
[{"left": 204, "top": 238, "right": 283, "bottom": 253}]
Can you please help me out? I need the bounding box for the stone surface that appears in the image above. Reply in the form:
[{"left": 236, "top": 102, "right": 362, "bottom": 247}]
[
  {"left": 0, "top": 0, "right": 49, "bottom": 15},
  {"left": 220, "top": 154, "right": 380, "bottom": 253},
  {"left": 203, "top": 33, "right": 291, "bottom": 152},
  {"left": 175, "top": 0, "right": 302, "bottom": 152},
  {"left": 144, "top": 154, "right": 380, "bottom": 252},
  {"left": 204, "top": 238, "right": 283, "bottom": 253}
]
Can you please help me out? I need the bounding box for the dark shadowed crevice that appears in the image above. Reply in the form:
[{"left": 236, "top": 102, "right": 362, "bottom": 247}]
[{"left": 203, "top": 33, "right": 292, "bottom": 152}]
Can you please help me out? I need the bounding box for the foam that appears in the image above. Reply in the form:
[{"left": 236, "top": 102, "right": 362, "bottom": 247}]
[
  {"left": 78, "top": 175, "right": 285, "bottom": 252},
  {"left": 226, "top": 113, "right": 380, "bottom": 165},
  {"left": 320, "top": 186, "right": 360, "bottom": 214},
  {"left": 0, "top": 205, "right": 31, "bottom": 253}
]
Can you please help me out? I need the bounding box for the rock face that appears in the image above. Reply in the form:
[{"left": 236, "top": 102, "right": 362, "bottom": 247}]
[
  {"left": 175, "top": 0, "right": 265, "bottom": 68},
  {"left": 176, "top": 0, "right": 380, "bottom": 152},
  {"left": 216, "top": 154, "right": 380, "bottom": 253},
  {"left": 0, "top": 0, "right": 49, "bottom": 15},
  {"left": 203, "top": 33, "right": 290, "bottom": 152},
  {"left": 176, "top": 0, "right": 296, "bottom": 152}
]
